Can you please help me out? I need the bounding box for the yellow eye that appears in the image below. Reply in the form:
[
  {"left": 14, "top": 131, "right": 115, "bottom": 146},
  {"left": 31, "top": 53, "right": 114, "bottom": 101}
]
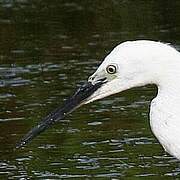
[{"left": 106, "top": 64, "right": 117, "bottom": 74}]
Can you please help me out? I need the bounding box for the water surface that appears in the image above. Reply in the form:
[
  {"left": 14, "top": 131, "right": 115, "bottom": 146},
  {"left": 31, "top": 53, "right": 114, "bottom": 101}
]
[{"left": 0, "top": 0, "right": 180, "bottom": 179}]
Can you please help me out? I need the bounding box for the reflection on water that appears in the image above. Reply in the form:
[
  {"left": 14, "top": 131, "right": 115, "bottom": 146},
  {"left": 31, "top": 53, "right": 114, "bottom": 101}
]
[{"left": 0, "top": 0, "right": 180, "bottom": 179}]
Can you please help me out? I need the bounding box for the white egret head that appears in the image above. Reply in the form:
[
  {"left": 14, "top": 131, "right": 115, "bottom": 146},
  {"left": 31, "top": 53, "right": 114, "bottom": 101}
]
[
  {"left": 17, "top": 40, "right": 180, "bottom": 148},
  {"left": 86, "top": 40, "right": 179, "bottom": 103}
]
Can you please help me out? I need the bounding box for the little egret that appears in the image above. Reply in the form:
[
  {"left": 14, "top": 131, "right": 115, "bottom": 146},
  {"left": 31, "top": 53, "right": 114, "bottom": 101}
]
[{"left": 17, "top": 40, "right": 180, "bottom": 160}]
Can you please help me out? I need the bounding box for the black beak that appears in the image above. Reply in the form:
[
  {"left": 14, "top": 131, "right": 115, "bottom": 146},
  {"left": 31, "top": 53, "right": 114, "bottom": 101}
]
[{"left": 16, "top": 78, "right": 106, "bottom": 148}]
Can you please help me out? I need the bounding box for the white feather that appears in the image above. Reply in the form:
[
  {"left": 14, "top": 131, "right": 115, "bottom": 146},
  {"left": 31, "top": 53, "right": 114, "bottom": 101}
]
[{"left": 87, "top": 40, "right": 180, "bottom": 160}]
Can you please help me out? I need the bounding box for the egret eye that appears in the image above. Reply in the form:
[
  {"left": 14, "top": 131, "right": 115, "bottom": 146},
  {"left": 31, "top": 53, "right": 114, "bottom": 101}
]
[{"left": 106, "top": 64, "right": 117, "bottom": 74}]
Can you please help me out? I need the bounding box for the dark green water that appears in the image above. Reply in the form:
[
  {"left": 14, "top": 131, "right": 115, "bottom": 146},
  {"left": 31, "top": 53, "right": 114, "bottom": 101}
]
[{"left": 0, "top": 0, "right": 180, "bottom": 179}]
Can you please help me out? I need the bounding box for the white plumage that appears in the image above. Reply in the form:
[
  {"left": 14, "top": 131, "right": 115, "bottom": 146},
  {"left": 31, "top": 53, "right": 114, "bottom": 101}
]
[{"left": 86, "top": 40, "right": 180, "bottom": 160}]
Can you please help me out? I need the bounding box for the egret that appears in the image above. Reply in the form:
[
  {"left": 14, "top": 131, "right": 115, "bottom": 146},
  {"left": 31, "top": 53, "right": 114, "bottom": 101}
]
[{"left": 17, "top": 40, "right": 180, "bottom": 160}]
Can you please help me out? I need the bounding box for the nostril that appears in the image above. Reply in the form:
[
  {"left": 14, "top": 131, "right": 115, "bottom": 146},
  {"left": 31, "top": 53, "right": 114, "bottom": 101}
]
[
  {"left": 91, "top": 76, "right": 95, "bottom": 80},
  {"left": 88, "top": 76, "right": 95, "bottom": 82}
]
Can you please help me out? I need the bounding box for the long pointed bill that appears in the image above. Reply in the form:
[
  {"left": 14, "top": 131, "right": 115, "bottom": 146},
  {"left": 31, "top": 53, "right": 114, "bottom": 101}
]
[{"left": 16, "top": 79, "right": 106, "bottom": 148}]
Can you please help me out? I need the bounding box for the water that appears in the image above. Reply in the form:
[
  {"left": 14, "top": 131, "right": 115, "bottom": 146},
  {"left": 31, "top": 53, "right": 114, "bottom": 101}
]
[{"left": 0, "top": 0, "right": 180, "bottom": 179}]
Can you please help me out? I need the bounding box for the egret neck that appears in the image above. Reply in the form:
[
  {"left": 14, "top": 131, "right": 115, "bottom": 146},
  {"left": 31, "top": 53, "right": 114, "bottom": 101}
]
[{"left": 150, "top": 69, "right": 180, "bottom": 159}]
